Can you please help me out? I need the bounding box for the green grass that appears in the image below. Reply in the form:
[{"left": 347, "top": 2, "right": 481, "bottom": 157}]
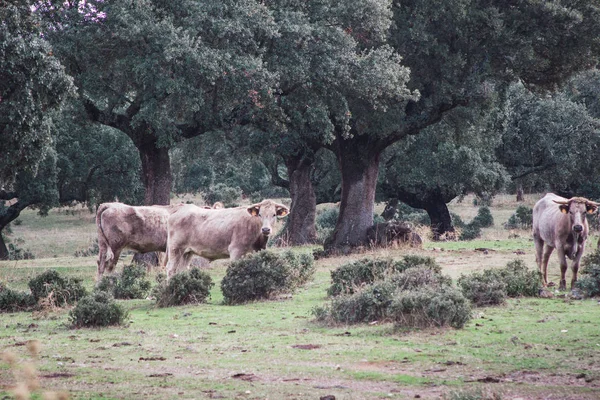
[{"left": 1, "top": 195, "right": 600, "bottom": 399}]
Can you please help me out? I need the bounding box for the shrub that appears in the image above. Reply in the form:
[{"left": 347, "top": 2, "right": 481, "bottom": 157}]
[
  {"left": 316, "top": 207, "right": 339, "bottom": 243},
  {"left": 390, "top": 286, "right": 472, "bottom": 329},
  {"left": 69, "top": 291, "right": 128, "bottom": 328},
  {"left": 471, "top": 206, "right": 494, "bottom": 228},
  {"left": 96, "top": 264, "right": 152, "bottom": 299},
  {"left": 576, "top": 263, "right": 600, "bottom": 297},
  {"left": 221, "top": 251, "right": 314, "bottom": 304},
  {"left": 327, "top": 256, "right": 440, "bottom": 297},
  {"left": 444, "top": 388, "right": 503, "bottom": 400},
  {"left": 0, "top": 283, "right": 36, "bottom": 313},
  {"left": 155, "top": 268, "right": 214, "bottom": 307},
  {"left": 459, "top": 224, "right": 481, "bottom": 241},
  {"left": 504, "top": 206, "right": 533, "bottom": 229},
  {"left": 28, "top": 270, "right": 87, "bottom": 307},
  {"left": 390, "top": 266, "right": 452, "bottom": 291},
  {"left": 457, "top": 260, "right": 541, "bottom": 306},
  {"left": 314, "top": 281, "right": 397, "bottom": 324},
  {"left": 457, "top": 271, "right": 507, "bottom": 306},
  {"left": 7, "top": 243, "right": 35, "bottom": 260},
  {"left": 204, "top": 183, "right": 242, "bottom": 207},
  {"left": 451, "top": 213, "right": 466, "bottom": 229},
  {"left": 497, "top": 259, "right": 541, "bottom": 297}
]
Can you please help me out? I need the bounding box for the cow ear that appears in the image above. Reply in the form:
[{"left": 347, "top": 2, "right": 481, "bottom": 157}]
[
  {"left": 276, "top": 206, "right": 289, "bottom": 218},
  {"left": 587, "top": 204, "right": 598, "bottom": 214},
  {"left": 559, "top": 204, "right": 569, "bottom": 214},
  {"left": 247, "top": 205, "right": 260, "bottom": 216}
]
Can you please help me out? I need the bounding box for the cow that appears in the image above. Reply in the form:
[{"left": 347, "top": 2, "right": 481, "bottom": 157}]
[
  {"left": 96, "top": 201, "right": 222, "bottom": 279},
  {"left": 165, "top": 199, "right": 289, "bottom": 278},
  {"left": 532, "top": 193, "right": 598, "bottom": 291}
]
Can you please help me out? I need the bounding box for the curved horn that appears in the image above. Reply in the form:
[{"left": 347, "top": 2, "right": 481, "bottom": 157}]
[
  {"left": 586, "top": 200, "right": 600, "bottom": 206},
  {"left": 552, "top": 200, "right": 569, "bottom": 205}
]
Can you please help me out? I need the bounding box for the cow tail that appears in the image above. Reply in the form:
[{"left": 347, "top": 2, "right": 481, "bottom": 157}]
[{"left": 96, "top": 203, "right": 114, "bottom": 262}]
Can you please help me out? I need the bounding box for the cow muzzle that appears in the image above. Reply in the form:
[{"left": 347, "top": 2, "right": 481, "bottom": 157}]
[
  {"left": 573, "top": 224, "right": 583, "bottom": 233},
  {"left": 262, "top": 227, "right": 271, "bottom": 236}
]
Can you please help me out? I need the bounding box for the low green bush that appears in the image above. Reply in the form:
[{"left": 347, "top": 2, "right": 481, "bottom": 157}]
[
  {"left": 0, "top": 283, "right": 36, "bottom": 313},
  {"left": 472, "top": 206, "right": 494, "bottom": 228},
  {"left": 96, "top": 264, "right": 152, "bottom": 299},
  {"left": 74, "top": 238, "right": 99, "bottom": 257},
  {"left": 28, "top": 270, "right": 87, "bottom": 307},
  {"left": 221, "top": 251, "right": 314, "bottom": 305},
  {"left": 155, "top": 268, "right": 214, "bottom": 307},
  {"left": 459, "top": 224, "right": 482, "bottom": 241},
  {"left": 390, "top": 266, "right": 452, "bottom": 291},
  {"left": 504, "top": 206, "right": 533, "bottom": 229},
  {"left": 458, "top": 259, "right": 542, "bottom": 306},
  {"left": 69, "top": 291, "right": 128, "bottom": 328},
  {"left": 327, "top": 255, "right": 440, "bottom": 297},
  {"left": 390, "top": 286, "right": 472, "bottom": 329},
  {"left": 457, "top": 272, "right": 507, "bottom": 306},
  {"left": 314, "top": 281, "right": 397, "bottom": 324},
  {"left": 576, "top": 263, "right": 600, "bottom": 297}
]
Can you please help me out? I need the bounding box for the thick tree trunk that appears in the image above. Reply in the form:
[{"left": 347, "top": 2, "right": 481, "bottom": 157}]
[
  {"left": 325, "top": 141, "right": 379, "bottom": 251},
  {"left": 516, "top": 185, "right": 524, "bottom": 202},
  {"left": 0, "top": 200, "right": 29, "bottom": 260},
  {"left": 424, "top": 201, "right": 456, "bottom": 240},
  {"left": 283, "top": 154, "right": 317, "bottom": 245},
  {"left": 138, "top": 141, "right": 172, "bottom": 206},
  {"left": 0, "top": 230, "right": 8, "bottom": 260}
]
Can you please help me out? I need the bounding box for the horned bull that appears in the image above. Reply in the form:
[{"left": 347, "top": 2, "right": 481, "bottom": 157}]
[{"left": 532, "top": 193, "right": 599, "bottom": 291}]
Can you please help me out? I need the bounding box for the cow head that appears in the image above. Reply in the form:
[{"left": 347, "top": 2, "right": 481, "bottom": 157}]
[
  {"left": 247, "top": 200, "right": 289, "bottom": 236},
  {"left": 553, "top": 197, "right": 599, "bottom": 233}
]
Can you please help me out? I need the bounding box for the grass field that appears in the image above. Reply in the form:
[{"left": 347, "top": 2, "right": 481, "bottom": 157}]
[{"left": 1, "top": 194, "right": 600, "bottom": 399}]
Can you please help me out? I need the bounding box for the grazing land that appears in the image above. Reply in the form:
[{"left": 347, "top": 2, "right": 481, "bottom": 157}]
[{"left": 1, "top": 194, "right": 600, "bottom": 399}]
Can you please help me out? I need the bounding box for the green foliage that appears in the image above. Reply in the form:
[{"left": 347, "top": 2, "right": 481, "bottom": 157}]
[
  {"left": 155, "top": 268, "right": 213, "bottom": 308},
  {"left": 327, "top": 256, "right": 440, "bottom": 297},
  {"left": 458, "top": 224, "right": 482, "bottom": 241},
  {"left": 576, "top": 254, "right": 600, "bottom": 297},
  {"left": 390, "top": 267, "right": 453, "bottom": 291},
  {"left": 69, "top": 291, "right": 128, "bottom": 328},
  {"left": 6, "top": 243, "right": 35, "bottom": 260},
  {"left": 472, "top": 207, "right": 494, "bottom": 228},
  {"left": 0, "top": 283, "right": 36, "bottom": 313},
  {"left": 316, "top": 207, "right": 339, "bottom": 243},
  {"left": 221, "top": 251, "right": 315, "bottom": 305},
  {"left": 457, "top": 272, "right": 507, "bottom": 307},
  {"left": 504, "top": 206, "right": 533, "bottom": 230},
  {"left": 28, "top": 270, "right": 87, "bottom": 306},
  {"left": 444, "top": 388, "right": 503, "bottom": 400},
  {"left": 314, "top": 281, "right": 397, "bottom": 324},
  {"left": 0, "top": 2, "right": 73, "bottom": 183},
  {"left": 204, "top": 183, "right": 242, "bottom": 208},
  {"left": 390, "top": 286, "right": 472, "bottom": 329},
  {"left": 458, "top": 260, "right": 542, "bottom": 306},
  {"left": 96, "top": 264, "right": 152, "bottom": 300}
]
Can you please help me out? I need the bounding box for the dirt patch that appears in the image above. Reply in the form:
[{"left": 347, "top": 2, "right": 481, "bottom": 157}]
[
  {"left": 292, "top": 344, "right": 321, "bottom": 350},
  {"left": 231, "top": 373, "right": 259, "bottom": 381}
]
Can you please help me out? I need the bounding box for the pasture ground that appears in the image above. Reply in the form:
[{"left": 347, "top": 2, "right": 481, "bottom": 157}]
[{"left": 1, "top": 194, "right": 600, "bottom": 399}]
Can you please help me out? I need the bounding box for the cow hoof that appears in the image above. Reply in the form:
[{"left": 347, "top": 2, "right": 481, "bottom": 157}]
[
  {"left": 539, "top": 288, "right": 554, "bottom": 298},
  {"left": 547, "top": 282, "right": 556, "bottom": 287}
]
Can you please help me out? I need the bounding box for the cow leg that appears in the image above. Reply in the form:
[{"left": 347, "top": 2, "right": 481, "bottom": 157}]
[
  {"left": 229, "top": 247, "right": 246, "bottom": 261},
  {"left": 571, "top": 241, "right": 585, "bottom": 290},
  {"left": 540, "top": 244, "right": 554, "bottom": 287},
  {"left": 166, "top": 248, "right": 192, "bottom": 279},
  {"left": 555, "top": 247, "right": 568, "bottom": 291},
  {"left": 106, "top": 249, "right": 122, "bottom": 274}
]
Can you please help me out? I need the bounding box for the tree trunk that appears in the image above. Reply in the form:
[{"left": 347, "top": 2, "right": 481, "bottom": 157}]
[
  {"left": 138, "top": 141, "right": 172, "bottom": 206},
  {"left": 0, "top": 200, "right": 29, "bottom": 260},
  {"left": 0, "top": 230, "right": 9, "bottom": 260},
  {"left": 516, "top": 185, "right": 524, "bottom": 202},
  {"left": 325, "top": 140, "right": 379, "bottom": 251},
  {"left": 423, "top": 200, "right": 456, "bottom": 240},
  {"left": 283, "top": 154, "right": 317, "bottom": 245}
]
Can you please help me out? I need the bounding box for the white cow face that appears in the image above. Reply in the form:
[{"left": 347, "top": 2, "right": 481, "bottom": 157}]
[{"left": 247, "top": 201, "right": 289, "bottom": 236}]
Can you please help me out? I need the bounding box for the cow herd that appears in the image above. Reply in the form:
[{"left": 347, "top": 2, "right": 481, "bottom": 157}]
[
  {"left": 96, "top": 193, "right": 597, "bottom": 292},
  {"left": 95, "top": 199, "right": 289, "bottom": 280}
]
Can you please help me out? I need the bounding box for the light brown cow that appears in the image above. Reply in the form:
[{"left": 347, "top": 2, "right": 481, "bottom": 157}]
[
  {"left": 96, "top": 203, "right": 185, "bottom": 279},
  {"left": 165, "top": 200, "right": 289, "bottom": 278},
  {"left": 96, "top": 201, "right": 222, "bottom": 279},
  {"left": 532, "top": 193, "right": 598, "bottom": 290}
]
